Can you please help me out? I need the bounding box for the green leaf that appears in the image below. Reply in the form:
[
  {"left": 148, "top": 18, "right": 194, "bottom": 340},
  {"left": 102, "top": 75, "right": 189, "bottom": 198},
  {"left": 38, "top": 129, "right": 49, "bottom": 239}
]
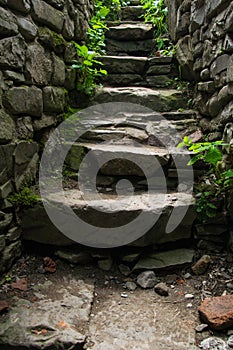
[{"left": 205, "top": 146, "right": 222, "bottom": 165}]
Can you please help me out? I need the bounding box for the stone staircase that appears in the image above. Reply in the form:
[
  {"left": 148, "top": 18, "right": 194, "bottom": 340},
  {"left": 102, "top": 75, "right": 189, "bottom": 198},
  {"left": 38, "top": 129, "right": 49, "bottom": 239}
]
[{"left": 24, "top": 1, "right": 199, "bottom": 257}]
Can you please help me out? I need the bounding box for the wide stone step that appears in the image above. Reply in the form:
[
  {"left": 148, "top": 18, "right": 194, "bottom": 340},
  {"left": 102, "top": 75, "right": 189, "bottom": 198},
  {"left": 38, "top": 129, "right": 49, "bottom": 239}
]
[
  {"left": 92, "top": 87, "right": 188, "bottom": 112},
  {"left": 99, "top": 56, "right": 148, "bottom": 75},
  {"left": 121, "top": 5, "right": 144, "bottom": 21},
  {"left": 22, "top": 190, "right": 196, "bottom": 247},
  {"left": 105, "top": 37, "right": 155, "bottom": 56},
  {"left": 100, "top": 73, "right": 174, "bottom": 88},
  {"left": 106, "top": 23, "right": 154, "bottom": 41}
]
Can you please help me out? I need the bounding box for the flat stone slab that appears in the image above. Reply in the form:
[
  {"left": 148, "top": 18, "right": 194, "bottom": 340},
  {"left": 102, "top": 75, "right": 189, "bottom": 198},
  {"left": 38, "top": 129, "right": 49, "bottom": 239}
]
[
  {"left": 133, "top": 249, "right": 195, "bottom": 271},
  {"left": 105, "top": 38, "right": 155, "bottom": 56},
  {"left": 106, "top": 23, "right": 154, "bottom": 41},
  {"left": 121, "top": 5, "right": 144, "bottom": 21},
  {"left": 68, "top": 141, "right": 170, "bottom": 176},
  {"left": 99, "top": 55, "right": 147, "bottom": 74},
  {"left": 86, "top": 288, "right": 198, "bottom": 350},
  {"left": 92, "top": 87, "right": 186, "bottom": 112},
  {"left": 0, "top": 278, "right": 94, "bottom": 349},
  {"left": 21, "top": 191, "right": 195, "bottom": 247},
  {"left": 199, "top": 295, "right": 233, "bottom": 330}
]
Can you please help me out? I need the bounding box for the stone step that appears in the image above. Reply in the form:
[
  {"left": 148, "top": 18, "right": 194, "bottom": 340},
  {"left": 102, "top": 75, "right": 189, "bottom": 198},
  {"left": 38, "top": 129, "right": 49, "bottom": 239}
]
[
  {"left": 106, "top": 23, "right": 154, "bottom": 41},
  {"left": 99, "top": 56, "right": 148, "bottom": 75},
  {"left": 92, "top": 87, "right": 188, "bottom": 112},
  {"left": 105, "top": 37, "right": 155, "bottom": 56},
  {"left": 100, "top": 73, "right": 174, "bottom": 88},
  {"left": 22, "top": 190, "right": 196, "bottom": 247},
  {"left": 121, "top": 6, "right": 144, "bottom": 21},
  {"left": 79, "top": 118, "right": 197, "bottom": 144}
]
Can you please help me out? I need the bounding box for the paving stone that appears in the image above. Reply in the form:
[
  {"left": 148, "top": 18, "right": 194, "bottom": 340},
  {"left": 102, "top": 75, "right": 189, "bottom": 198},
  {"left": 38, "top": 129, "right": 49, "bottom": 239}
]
[
  {"left": 199, "top": 295, "right": 233, "bottom": 330},
  {"left": 133, "top": 249, "right": 195, "bottom": 271},
  {"left": 0, "top": 278, "right": 94, "bottom": 349}
]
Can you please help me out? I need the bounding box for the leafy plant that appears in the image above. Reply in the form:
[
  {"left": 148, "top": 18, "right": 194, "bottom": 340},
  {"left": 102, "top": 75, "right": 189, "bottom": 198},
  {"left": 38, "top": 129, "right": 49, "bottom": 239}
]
[
  {"left": 140, "top": 0, "right": 168, "bottom": 50},
  {"left": 72, "top": 43, "right": 107, "bottom": 96},
  {"left": 87, "top": 2, "right": 110, "bottom": 54},
  {"left": 178, "top": 137, "right": 233, "bottom": 222},
  {"left": 8, "top": 187, "right": 39, "bottom": 207}
]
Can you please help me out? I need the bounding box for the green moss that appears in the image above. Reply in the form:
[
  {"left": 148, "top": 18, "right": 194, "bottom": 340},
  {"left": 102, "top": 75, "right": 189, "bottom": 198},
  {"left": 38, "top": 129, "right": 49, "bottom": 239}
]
[
  {"left": 38, "top": 27, "right": 67, "bottom": 48},
  {"left": 8, "top": 187, "right": 39, "bottom": 208}
]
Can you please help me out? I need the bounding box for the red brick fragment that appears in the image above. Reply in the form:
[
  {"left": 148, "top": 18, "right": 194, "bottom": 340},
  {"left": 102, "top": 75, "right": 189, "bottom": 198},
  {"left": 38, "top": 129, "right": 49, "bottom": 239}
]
[
  {"left": 44, "top": 257, "right": 57, "bottom": 273},
  {"left": 199, "top": 295, "right": 233, "bottom": 330}
]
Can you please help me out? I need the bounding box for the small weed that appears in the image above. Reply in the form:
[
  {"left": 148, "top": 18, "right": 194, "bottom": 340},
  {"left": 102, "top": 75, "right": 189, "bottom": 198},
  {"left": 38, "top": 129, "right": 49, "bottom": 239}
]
[{"left": 8, "top": 187, "right": 39, "bottom": 207}]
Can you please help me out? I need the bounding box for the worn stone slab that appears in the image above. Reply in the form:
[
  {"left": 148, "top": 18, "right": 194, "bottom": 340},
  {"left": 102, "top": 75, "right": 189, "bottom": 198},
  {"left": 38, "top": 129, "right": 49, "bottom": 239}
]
[
  {"left": 99, "top": 55, "right": 147, "bottom": 74},
  {"left": 199, "top": 295, "right": 233, "bottom": 330},
  {"left": 133, "top": 249, "right": 195, "bottom": 271},
  {"left": 87, "top": 287, "right": 198, "bottom": 350},
  {"left": 101, "top": 73, "right": 145, "bottom": 86},
  {"left": 121, "top": 5, "right": 144, "bottom": 21},
  {"left": 106, "top": 23, "right": 154, "bottom": 41},
  {"left": 105, "top": 38, "right": 155, "bottom": 56},
  {"left": 67, "top": 142, "right": 170, "bottom": 176},
  {"left": 0, "top": 278, "right": 94, "bottom": 349},
  {"left": 22, "top": 191, "right": 195, "bottom": 247},
  {"left": 92, "top": 87, "right": 186, "bottom": 112}
]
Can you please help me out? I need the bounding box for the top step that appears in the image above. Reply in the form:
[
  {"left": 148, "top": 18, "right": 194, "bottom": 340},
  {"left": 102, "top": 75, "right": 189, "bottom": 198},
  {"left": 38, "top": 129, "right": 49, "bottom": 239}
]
[{"left": 121, "top": 6, "right": 144, "bottom": 21}]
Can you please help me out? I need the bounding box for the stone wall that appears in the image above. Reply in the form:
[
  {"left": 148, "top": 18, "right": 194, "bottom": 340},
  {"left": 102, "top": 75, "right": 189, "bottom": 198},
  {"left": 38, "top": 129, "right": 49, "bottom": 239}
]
[
  {"left": 168, "top": 0, "right": 233, "bottom": 139},
  {"left": 0, "top": 0, "right": 93, "bottom": 274}
]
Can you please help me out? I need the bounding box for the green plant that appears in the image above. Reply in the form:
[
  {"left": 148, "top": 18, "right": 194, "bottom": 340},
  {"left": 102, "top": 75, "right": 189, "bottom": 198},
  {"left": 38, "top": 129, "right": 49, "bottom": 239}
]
[
  {"left": 72, "top": 43, "right": 107, "bottom": 96},
  {"left": 8, "top": 187, "right": 39, "bottom": 207},
  {"left": 140, "top": 0, "right": 168, "bottom": 50},
  {"left": 178, "top": 137, "right": 233, "bottom": 222}
]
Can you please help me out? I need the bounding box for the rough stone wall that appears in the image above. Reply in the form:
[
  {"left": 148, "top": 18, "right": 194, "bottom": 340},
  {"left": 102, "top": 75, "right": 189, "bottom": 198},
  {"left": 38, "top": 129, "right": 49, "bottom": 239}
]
[
  {"left": 0, "top": 0, "right": 93, "bottom": 274},
  {"left": 168, "top": 0, "right": 233, "bottom": 139}
]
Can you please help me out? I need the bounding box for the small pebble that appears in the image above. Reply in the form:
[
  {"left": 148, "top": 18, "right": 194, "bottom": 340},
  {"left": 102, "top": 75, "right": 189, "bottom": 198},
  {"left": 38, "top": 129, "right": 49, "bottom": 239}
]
[
  {"left": 187, "top": 303, "right": 193, "bottom": 308},
  {"left": 195, "top": 324, "right": 208, "bottom": 332},
  {"left": 154, "top": 282, "right": 169, "bottom": 297},
  {"left": 226, "top": 283, "right": 233, "bottom": 290},
  {"left": 125, "top": 281, "right": 137, "bottom": 291},
  {"left": 185, "top": 293, "right": 194, "bottom": 299},
  {"left": 227, "top": 335, "right": 233, "bottom": 347},
  {"left": 183, "top": 273, "right": 192, "bottom": 279},
  {"left": 121, "top": 292, "right": 128, "bottom": 298}
]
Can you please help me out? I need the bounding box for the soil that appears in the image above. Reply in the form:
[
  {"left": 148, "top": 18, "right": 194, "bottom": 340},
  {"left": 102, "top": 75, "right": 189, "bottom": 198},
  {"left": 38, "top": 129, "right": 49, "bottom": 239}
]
[{"left": 0, "top": 247, "right": 233, "bottom": 349}]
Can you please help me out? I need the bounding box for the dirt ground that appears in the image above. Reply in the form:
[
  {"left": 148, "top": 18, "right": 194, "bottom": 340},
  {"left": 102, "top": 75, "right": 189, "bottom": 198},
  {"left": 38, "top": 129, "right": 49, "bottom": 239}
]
[{"left": 0, "top": 247, "right": 232, "bottom": 349}]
